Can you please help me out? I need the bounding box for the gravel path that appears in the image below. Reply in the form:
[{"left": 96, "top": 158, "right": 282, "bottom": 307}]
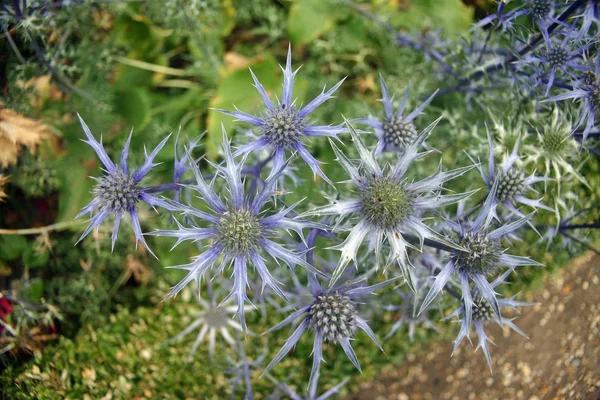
[{"left": 349, "top": 253, "right": 600, "bottom": 400}]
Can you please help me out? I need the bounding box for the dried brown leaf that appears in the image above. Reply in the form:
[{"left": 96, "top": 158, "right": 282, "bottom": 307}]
[
  {"left": 0, "top": 174, "right": 9, "bottom": 202},
  {"left": 0, "top": 106, "right": 54, "bottom": 168}
]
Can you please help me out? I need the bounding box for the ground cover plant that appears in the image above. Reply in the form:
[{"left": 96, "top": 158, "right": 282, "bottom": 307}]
[{"left": 0, "top": 0, "right": 599, "bottom": 398}]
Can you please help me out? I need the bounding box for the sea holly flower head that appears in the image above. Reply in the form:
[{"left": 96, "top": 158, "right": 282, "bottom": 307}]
[
  {"left": 75, "top": 114, "right": 173, "bottom": 255},
  {"left": 166, "top": 293, "right": 250, "bottom": 362},
  {"left": 356, "top": 75, "right": 438, "bottom": 155},
  {"left": 302, "top": 120, "right": 475, "bottom": 289},
  {"left": 263, "top": 277, "right": 394, "bottom": 391},
  {"left": 419, "top": 187, "right": 543, "bottom": 330},
  {"left": 469, "top": 125, "right": 553, "bottom": 218},
  {"left": 217, "top": 45, "right": 347, "bottom": 184},
  {"left": 545, "top": 53, "right": 600, "bottom": 142},
  {"left": 148, "top": 128, "right": 323, "bottom": 330},
  {"left": 445, "top": 268, "right": 534, "bottom": 371}
]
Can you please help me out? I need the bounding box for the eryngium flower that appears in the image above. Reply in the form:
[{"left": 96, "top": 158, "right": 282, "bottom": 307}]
[
  {"left": 263, "top": 278, "right": 393, "bottom": 390},
  {"left": 217, "top": 46, "right": 346, "bottom": 184},
  {"left": 356, "top": 75, "right": 437, "bottom": 155},
  {"left": 419, "top": 186, "right": 542, "bottom": 329},
  {"left": 302, "top": 120, "right": 474, "bottom": 288},
  {"left": 444, "top": 269, "right": 534, "bottom": 371},
  {"left": 166, "top": 294, "right": 250, "bottom": 362},
  {"left": 75, "top": 115, "right": 173, "bottom": 254},
  {"left": 149, "top": 129, "right": 323, "bottom": 329},
  {"left": 470, "top": 126, "right": 552, "bottom": 218}
]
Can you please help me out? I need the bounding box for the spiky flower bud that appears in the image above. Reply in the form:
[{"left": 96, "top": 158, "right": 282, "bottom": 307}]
[
  {"left": 383, "top": 116, "right": 418, "bottom": 150},
  {"left": 216, "top": 209, "right": 263, "bottom": 256},
  {"left": 452, "top": 231, "right": 501, "bottom": 276},
  {"left": 495, "top": 166, "right": 526, "bottom": 204},
  {"left": 308, "top": 292, "right": 357, "bottom": 343},
  {"left": 263, "top": 104, "right": 305, "bottom": 148},
  {"left": 94, "top": 170, "right": 141, "bottom": 212},
  {"left": 582, "top": 71, "right": 597, "bottom": 87},
  {"left": 528, "top": 0, "right": 553, "bottom": 19},
  {"left": 472, "top": 293, "right": 495, "bottom": 323},
  {"left": 545, "top": 46, "right": 569, "bottom": 69},
  {"left": 359, "top": 176, "right": 414, "bottom": 230}
]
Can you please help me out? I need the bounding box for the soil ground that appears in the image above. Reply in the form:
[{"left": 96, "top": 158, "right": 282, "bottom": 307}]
[{"left": 348, "top": 253, "right": 600, "bottom": 400}]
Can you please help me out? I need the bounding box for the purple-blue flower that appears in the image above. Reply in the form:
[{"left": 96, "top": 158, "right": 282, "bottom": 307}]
[
  {"left": 545, "top": 54, "right": 600, "bottom": 143},
  {"left": 217, "top": 46, "right": 346, "bottom": 184},
  {"left": 444, "top": 269, "right": 534, "bottom": 371},
  {"left": 419, "top": 186, "right": 542, "bottom": 330},
  {"left": 263, "top": 277, "right": 394, "bottom": 391},
  {"left": 468, "top": 126, "right": 553, "bottom": 219},
  {"left": 472, "top": 0, "right": 528, "bottom": 33},
  {"left": 75, "top": 115, "right": 173, "bottom": 255},
  {"left": 301, "top": 121, "right": 475, "bottom": 289},
  {"left": 148, "top": 129, "right": 323, "bottom": 330},
  {"left": 355, "top": 75, "right": 438, "bottom": 155}
]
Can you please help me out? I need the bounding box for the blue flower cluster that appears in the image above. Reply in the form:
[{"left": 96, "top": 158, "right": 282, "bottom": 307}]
[{"left": 73, "top": 0, "right": 598, "bottom": 395}]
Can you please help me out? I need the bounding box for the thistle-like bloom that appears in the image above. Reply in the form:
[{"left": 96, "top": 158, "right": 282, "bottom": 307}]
[
  {"left": 546, "top": 55, "right": 599, "bottom": 143},
  {"left": 149, "top": 130, "right": 322, "bottom": 329},
  {"left": 263, "top": 278, "right": 393, "bottom": 390},
  {"left": 217, "top": 46, "right": 346, "bottom": 184},
  {"left": 419, "top": 187, "right": 542, "bottom": 330},
  {"left": 524, "top": 0, "right": 555, "bottom": 28},
  {"left": 525, "top": 108, "right": 588, "bottom": 190},
  {"left": 356, "top": 76, "right": 438, "bottom": 155},
  {"left": 470, "top": 126, "right": 552, "bottom": 218},
  {"left": 302, "top": 121, "right": 474, "bottom": 288},
  {"left": 75, "top": 115, "right": 173, "bottom": 254},
  {"left": 444, "top": 269, "right": 534, "bottom": 371},
  {"left": 516, "top": 30, "right": 588, "bottom": 95},
  {"left": 167, "top": 294, "right": 249, "bottom": 362}
]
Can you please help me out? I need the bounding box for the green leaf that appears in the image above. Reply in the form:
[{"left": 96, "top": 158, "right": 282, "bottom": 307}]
[
  {"left": 0, "top": 235, "right": 27, "bottom": 261},
  {"left": 387, "top": 0, "right": 473, "bottom": 33},
  {"left": 22, "top": 245, "right": 50, "bottom": 269},
  {"left": 113, "top": 88, "right": 152, "bottom": 128},
  {"left": 21, "top": 278, "right": 44, "bottom": 302},
  {"left": 288, "top": 0, "right": 337, "bottom": 45}
]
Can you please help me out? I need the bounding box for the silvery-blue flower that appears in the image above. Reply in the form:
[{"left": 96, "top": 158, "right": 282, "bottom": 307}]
[
  {"left": 75, "top": 115, "right": 173, "bottom": 255},
  {"left": 419, "top": 186, "right": 542, "bottom": 330},
  {"left": 444, "top": 268, "right": 534, "bottom": 371},
  {"left": 148, "top": 129, "right": 323, "bottom": 330},
  {"left": 217, "top": 46, "right": 346, "bottom": 184},
  {"left": 355, "top": 76, "right": 438, "bottom": 155},
  {"left": 302, "top": 120, "right": 475, "bottom": 289},
  {"left": 263, "top": 277, "right": 394, "bottom": 391},
  {"left": 545, "top": 55, "right": 599, "bottom": 143},
  {"left": 469, "top": 126, "right": 553, "bottom": 218}
]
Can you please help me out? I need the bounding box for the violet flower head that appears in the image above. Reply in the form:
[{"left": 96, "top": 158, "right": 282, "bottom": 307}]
[
  {"left": 545, "top": 54, "right": 600, "bottom": 143},
  {"left": 148, "top": 129, "right": 323, "bottom": 330},
  {"left": 217, "top": 45, "right": 346, "bottom": 184},
  {"left": 263, "top": 277, "right": 394, "bottom": 391},
  {"left": 419, "top": 187, "right": 542, "bottom": 330},
  {"left": 302, "top": 120, "right": 474, "bottom": 289},
  {"left": 445, "top": 269, "right": 534, "bottom": 371},
  {"left": 469, "top": 126, "right": 553, "bottom": 219},
  {"left": 356, "top": 75, "right": 438, "bottom": 155},
  {"left": 524, "top": 0, "right": 555, "bottom": 28},
  {"left": 75, "top": 115, "right": 173, "bottom": 255}
]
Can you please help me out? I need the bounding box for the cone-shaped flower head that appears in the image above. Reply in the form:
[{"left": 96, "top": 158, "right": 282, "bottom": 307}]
[
  {"left": 444, "top": 268, "right": 534, "bottom": 371},
  {"left": 148, "top": 128, "right": 323, "bottom": 330},
  {"left": 263, "top": 277, "right": 394, "bottom": 391},
  {"left": 469, "top": 125, "right": 553, "bottom": 220},
  {"left": 75, "top": 115, "right": 173, "bottom": 255},
  {"left": 216, "top": 45, "right": 346, "bottom": 184},
  {"left": 301, "top": 119, "right": 475, "bottom": 289},
  {"left": 356, "top": 75, "right": 438, "bottom": 155},
  {"left": 419, "top": 186, "right": 543, "bottom": 330}
]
